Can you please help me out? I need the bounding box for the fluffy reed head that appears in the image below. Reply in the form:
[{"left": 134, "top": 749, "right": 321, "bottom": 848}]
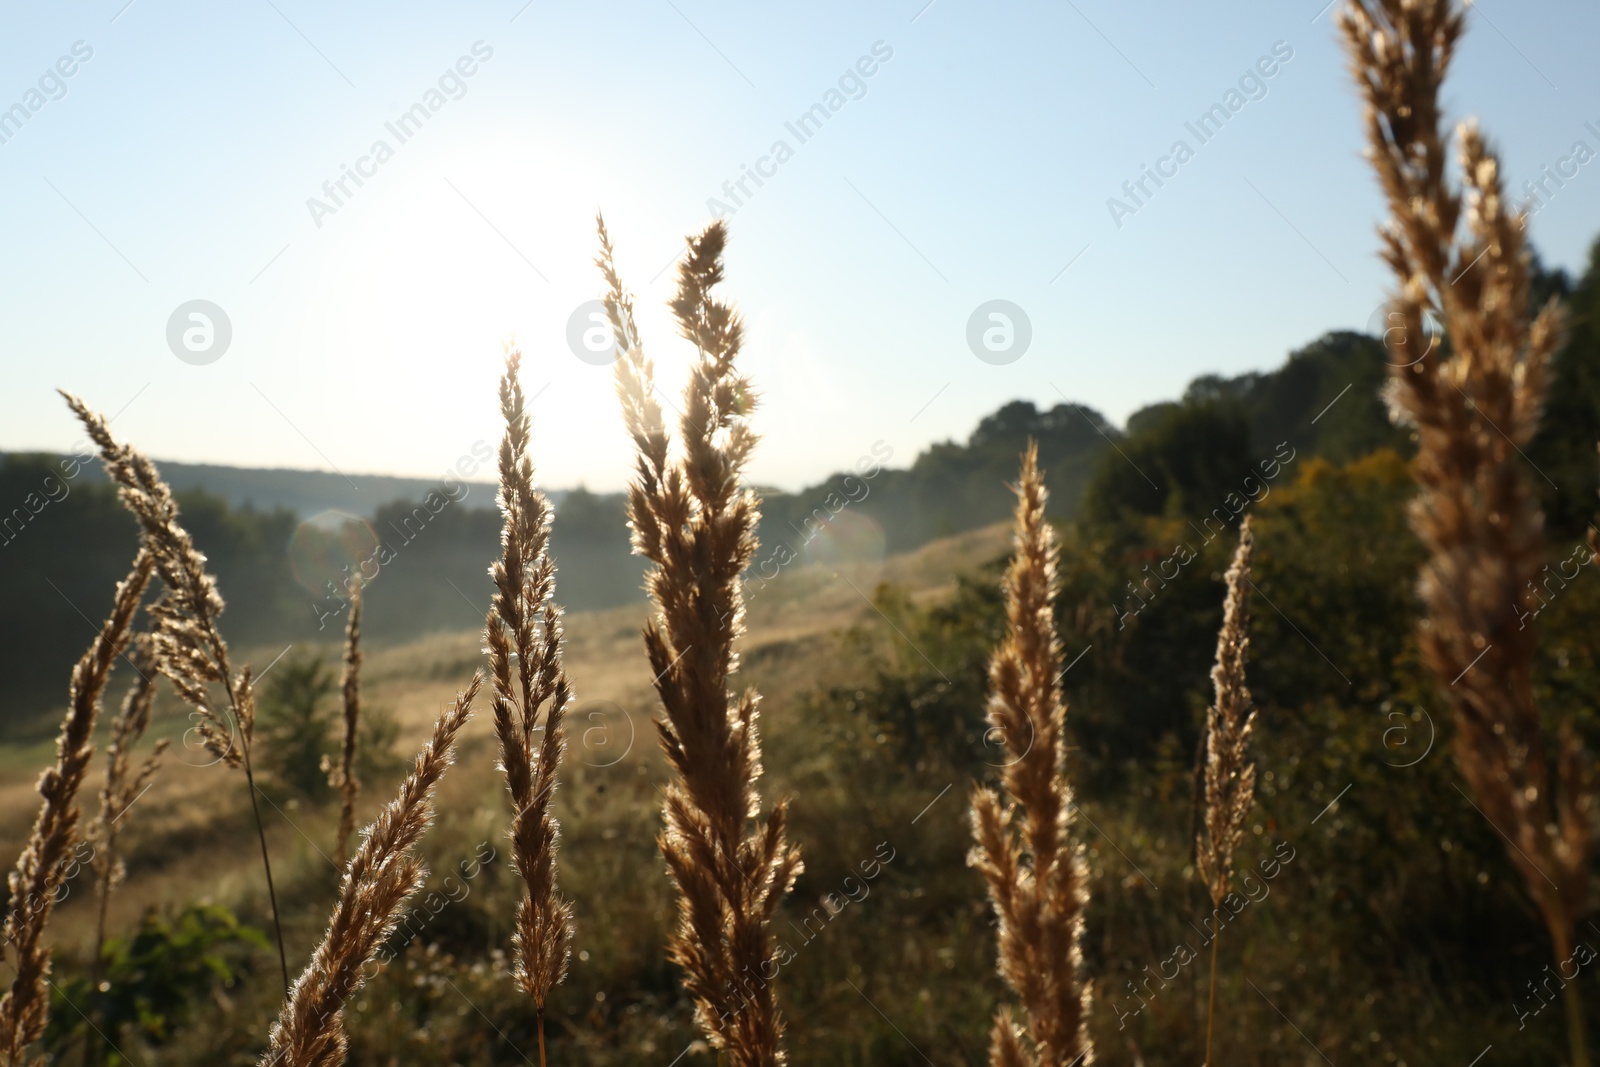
[
  {"left": 1196, "top": 518, "right": 1257, "bottom": 907},
  {"left": 327, "top": 582, "right": 363, "bottom": 866},
  {"left": 602, "top": 215, "right": 802, "bottom": 1067},
  {"left": 1340, "top": 0, "right": 1594, "bottom": 954},
  {"left": 485, "top": 349, "right": 574, "bottom": 1012},
  {"left": 0, "top": 549, "right": 153, "bottom": 1064},
  {"left": 969, "top": 443, "right": 1092, "bottom": 1067},
  {"left": 61, "top": 392, "right": 253, "bottom": 766},
  {"left": 261, "top": 674, "right": 480, "bottom": 1067}
]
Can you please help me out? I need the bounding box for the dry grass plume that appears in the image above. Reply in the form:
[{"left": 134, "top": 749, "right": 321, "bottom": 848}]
[
  {"left": 602, "top": 215, "right": 803, "bottom": 1067},
  {"left": 0, "top": 549, "right": 153, "bottom": 1065},
  {"left": 260, "top": 674, "right": 480, "bottom": 1067},
  {"left": 969, "top": 443, "right": 1092, "bottom": 1067},
  {"left": 61, "top": 391, "right": 291, "bottom": 993},
  {"left": 485, "top": 349, "right": 575, "bottom": 1059},
  {"left": 327, "top": 581, "right": 363, "bottom": 866},
  {"left": 1340, "top": 0, "right": 1596, "bottom": 1060},
  {"left": 1194, "top": 517, "right": 1256, "bottom": 1066}
]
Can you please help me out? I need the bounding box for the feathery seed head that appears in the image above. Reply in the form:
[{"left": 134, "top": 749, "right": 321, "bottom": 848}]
[
  {"left": 1196, "top": 518, "right": 1258, "bottom": 907},
  {"left": 262, "top": 675, "right": 479, "bottom": 1067},
  {"left": 0, "top": 550, "right": 153, "bottom": 1062},
  {"left": 604, "top": 216, "right": 801, "bottom": 1067},
  {"left": 486, "top": 350, "right": 575, "bottom": 1011},
  {"left": 1339, "top": 0, "right": 1592, "bottom": 959},
  {"left": 969, "top": 443, "right": 1092, "bottom": 1067}
]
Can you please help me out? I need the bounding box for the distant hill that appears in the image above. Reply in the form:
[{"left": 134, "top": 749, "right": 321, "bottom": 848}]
[
  {"left": 759, "top": 328, "right": 1413, "bottom": 554},
  {"left": 759, "top": 400, "right": 1115, "bottom": 557},
  {"left": 65, "top": 457, "right": 505, "bottom": 519}
]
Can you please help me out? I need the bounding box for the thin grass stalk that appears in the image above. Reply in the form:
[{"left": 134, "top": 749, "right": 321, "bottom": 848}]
[
  {"left": 81, "top": 634, "right": 167, "bottom": 1067},
  {"left": 1339, "top": 3, "right": 1596, "bottom": 1062},
  {"left": 1205, "top": 934, "right": 1219, "bottom": 1067},
  {"left": 968, "top": 443, "right": 1092, "bottom": 1067},
  {"left": 61, "top": 391, "right": 292, "bottom": 995},
  {"left": 260, "top": 674, "right": 480, "bottom": 1067},
  {"left": 0, "top": 549, "right": 153, "bottom": 1066},
  {"left": 485, "top": 349, "right": 574, "bottom": 1057},
  {"left": 601, "top": 215, "right": 802, "bottom": 1067},
  {"left": 328, "top": 582, "right": 363, "bottom": 865},
  {"left": 1194, "top": 518, "right": 1256, "bottom": 1066},
  {"left": 239, "top": 695, "right": 290, "bottom": 994}
]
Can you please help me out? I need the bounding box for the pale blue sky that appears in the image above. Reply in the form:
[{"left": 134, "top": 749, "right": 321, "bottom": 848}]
[{"left": 1, "top": 0, "right": 1596, "bottom": 492}]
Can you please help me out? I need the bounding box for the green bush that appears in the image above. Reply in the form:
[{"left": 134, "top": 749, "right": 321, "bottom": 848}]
[
  {"left": 46, "top": 904, "right": 268, "bottom": 1064},
  {"left": 256, "top": 651, "right": 400, "bottom": 802}
]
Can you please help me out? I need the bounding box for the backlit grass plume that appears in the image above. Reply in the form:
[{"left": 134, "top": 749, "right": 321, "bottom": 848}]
[
  {"left": 0, "top": 549, "right": 152, "bottom": 1065},
  {"left": 485, "top": 349, "right": 575, "bottom": 1062},
  {"left": 261, "top": 674, "right": 480, "bottom": 1067},
  {"left": 1340, "top": 1, "right": 1596, "bottom": 1062},
  {"left": 602, "top": 215, "right": 803, "bottom": 1067},
  {"left": 327, "top": 581, "right": 363, "bottom": 865},
  {"left": 83, "top": 633, "right": 168, "bottom": 1062},
  {"left": 62, "top": 391, "right": 291, "bottom": 993},
  {"left": 968, "top": 443, "right": 1092, "bottom": 1067},
  {"left": 1195, "top": 517, "right": 1256, "bottom": 1067}
]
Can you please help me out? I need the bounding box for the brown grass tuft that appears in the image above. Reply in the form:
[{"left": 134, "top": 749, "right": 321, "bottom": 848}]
[
  {"left": 1196, "top": 518, "right": 1257, "bottom": 905},
  {"left": 61, "top": 390, "right": 291, "bottom": 993},
  {"left": 1194, "top": 517, "right": 1256, "bottom": 1065},
  {"left": 0, "top": 549, "right": 153, "bottom": 1064},
  {"left": 61, "top": 393, "right": 249, "bottom": 765},
  {"left": 969, "top": 443, "right": 1092, "bottom": 1067},
  {"left": 485, "top": 349, "right": 575, "bottom": 1053},
  {"left": 602, "top": 214, "right": 802, "bottom": 1067},
  {"left": 260, "top": 674, "right": 481, "bottom": 1067},
  {"left": 1340, "top": 0, "right": 1596, "bottom": 1061}
]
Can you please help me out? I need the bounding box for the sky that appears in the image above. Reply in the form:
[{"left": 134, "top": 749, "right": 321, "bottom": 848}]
[{"left": 1, "top": 0, "right": 1597, "bottom": 494}]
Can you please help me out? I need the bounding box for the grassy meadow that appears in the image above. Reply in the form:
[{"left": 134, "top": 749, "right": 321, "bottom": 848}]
[
  {"left": 9, "top": 454, "right": 1598, "bottom": 1065},
  {"left": 5, "top": 4, "right": 1600, "bottom": 1062}
]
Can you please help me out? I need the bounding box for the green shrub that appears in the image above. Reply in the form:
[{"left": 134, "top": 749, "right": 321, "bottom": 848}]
[{"left": 47, "top": 904, "right": 268, "bottom": 1064}]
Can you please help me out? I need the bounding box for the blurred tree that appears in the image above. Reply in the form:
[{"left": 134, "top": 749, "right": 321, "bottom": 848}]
[
  {"left": 255, "top": 651, "right": 400, "bottom": 802},
  {"left": 1531, "top": 238, "right": 1600, "bottom": 537},
  {"left": 1084, "top": 400, "right": 1254, "bottom": 523},
  {"left": 256, "top": 652, "right": 337, "bottom": 802}
]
